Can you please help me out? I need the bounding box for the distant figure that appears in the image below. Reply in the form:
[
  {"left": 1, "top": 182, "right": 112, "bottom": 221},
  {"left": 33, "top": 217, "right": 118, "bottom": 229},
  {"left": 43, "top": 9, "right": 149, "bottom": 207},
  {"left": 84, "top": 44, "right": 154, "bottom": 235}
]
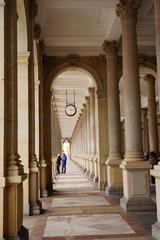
[
  {"left": 149, "top": 151, "right": 159, "bottom": 184},
  {"left": 61, "top": 152, "right": 67, "bottom": 173},
  {"left": 56, "top": 154, "right": 61, "bottom": 175}
]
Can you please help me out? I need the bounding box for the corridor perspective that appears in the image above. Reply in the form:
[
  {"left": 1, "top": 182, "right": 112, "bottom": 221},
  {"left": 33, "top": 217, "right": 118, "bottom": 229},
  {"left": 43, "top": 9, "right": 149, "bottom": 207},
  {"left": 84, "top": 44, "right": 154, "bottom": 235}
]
[
  {"left": 1, "top": 0, "right": 160, "bottom": 239},
  {"left": 24, "top": 159, "right": 155, "bottom": 239}
]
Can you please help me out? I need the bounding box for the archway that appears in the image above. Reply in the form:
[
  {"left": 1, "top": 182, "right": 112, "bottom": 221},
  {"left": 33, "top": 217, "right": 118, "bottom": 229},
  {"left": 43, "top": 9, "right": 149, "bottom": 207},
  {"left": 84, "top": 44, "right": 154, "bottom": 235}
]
[{"left": 51, "top": 67, "right": 97, "bottom": 178}]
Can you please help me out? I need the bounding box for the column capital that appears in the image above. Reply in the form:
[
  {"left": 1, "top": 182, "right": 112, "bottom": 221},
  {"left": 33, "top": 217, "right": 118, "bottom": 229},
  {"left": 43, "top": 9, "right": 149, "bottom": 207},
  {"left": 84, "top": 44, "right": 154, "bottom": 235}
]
[
  {"left": 85, "top": 96, "right": 90, "bottom": 103},
  {"left": 103, "top": 40, "right": 119, "bottom": 58},
  {"left": 115, "top": 0, "right": 141, "bottom": 20},
  {"left": 29, "top": 0, "right": 38, "bottom": 18},
  {"left": 0, "top": 0, "right": 5, "bottom": 7},
  {"left": 142, "top": 107, "right": 148, "bottom": 114},
  {"left": 144, "top": 74, "right": 155, "bottom": 85},
  {"left": 82, "top": 103, "right": 86, "bottom": 108}
]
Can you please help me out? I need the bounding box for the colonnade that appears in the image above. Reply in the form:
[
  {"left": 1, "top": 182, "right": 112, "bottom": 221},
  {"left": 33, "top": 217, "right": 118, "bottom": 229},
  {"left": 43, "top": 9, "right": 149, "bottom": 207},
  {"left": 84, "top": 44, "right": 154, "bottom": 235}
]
[
  {"left": 70, "top": 1, "right": 160, "bottom": 239},
  {"left": 71, "top": 88, "right": 99, "bottom": 182},
  {"left": 1, "top": 0, "right": 160, "bottom": 239}
]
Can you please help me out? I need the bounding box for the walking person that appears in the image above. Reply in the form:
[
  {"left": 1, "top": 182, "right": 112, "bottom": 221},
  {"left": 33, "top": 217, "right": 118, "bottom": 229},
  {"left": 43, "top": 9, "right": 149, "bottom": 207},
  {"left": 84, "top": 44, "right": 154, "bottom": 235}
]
[{"left": 61, "top": 152, "right": 67, "bottom": 173}]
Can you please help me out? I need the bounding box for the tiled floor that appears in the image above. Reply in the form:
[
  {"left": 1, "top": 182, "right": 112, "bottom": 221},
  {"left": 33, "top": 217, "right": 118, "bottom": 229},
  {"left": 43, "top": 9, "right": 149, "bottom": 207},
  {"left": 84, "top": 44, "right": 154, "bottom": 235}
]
[{"left": 23, "top": 159, "right": 156, "bottom": 240}]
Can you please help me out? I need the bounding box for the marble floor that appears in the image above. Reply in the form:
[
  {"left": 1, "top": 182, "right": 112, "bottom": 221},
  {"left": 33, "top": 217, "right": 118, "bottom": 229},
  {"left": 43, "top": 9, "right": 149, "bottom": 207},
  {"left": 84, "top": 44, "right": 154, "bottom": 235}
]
[{"left": 23, "top": 159, "right": 156, "bottom": 240}]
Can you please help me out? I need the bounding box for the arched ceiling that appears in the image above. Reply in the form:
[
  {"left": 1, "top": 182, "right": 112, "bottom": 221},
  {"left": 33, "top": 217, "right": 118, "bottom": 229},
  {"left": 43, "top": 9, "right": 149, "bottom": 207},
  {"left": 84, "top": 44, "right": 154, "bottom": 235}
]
[{"left": 52, "top": 68, "right": 95, "bottom": 138}]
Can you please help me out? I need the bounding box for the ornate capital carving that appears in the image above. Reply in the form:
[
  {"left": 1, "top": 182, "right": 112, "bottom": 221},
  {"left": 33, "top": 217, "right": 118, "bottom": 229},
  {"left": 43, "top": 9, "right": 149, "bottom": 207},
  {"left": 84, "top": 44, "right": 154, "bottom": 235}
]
[
  {"left": 34, "top": 23, "right": 41, "bottom": 40},
  {"left": 144, "top": 74, "right": 155, "bottom": 85},
  {"left": 103, "top": 40, "right": 119, "bottom": 58},
  {"left": 29, "top": 0, "right": 38, "bottom": 18},
  {"left": 116, "top": 0, "right": 141, "bottom": 20}
]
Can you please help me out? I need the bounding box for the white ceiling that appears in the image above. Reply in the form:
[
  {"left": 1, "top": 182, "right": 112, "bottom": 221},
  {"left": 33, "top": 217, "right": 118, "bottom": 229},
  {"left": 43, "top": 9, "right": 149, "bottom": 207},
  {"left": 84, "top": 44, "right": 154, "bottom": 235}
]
[
  {"left": 36, "top": 0, "right": 121, "bottom": 56},
  {"left": 36, "top": 0, "right": 156, "bottom": 138}
]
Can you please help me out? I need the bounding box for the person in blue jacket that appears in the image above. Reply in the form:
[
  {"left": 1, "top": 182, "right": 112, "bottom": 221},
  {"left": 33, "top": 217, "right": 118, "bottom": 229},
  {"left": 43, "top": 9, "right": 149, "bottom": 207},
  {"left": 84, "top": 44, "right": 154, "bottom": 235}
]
[{"left": 61, "top": 152, "right": 67, "bottom": 173}]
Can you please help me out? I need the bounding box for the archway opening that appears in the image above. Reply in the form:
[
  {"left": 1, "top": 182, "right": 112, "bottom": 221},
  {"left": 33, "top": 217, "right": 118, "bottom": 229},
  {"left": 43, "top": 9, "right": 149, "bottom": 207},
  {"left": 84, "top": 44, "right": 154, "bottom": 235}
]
[{"left": 51, "top": 66, "right": 97, "bottom": 178}]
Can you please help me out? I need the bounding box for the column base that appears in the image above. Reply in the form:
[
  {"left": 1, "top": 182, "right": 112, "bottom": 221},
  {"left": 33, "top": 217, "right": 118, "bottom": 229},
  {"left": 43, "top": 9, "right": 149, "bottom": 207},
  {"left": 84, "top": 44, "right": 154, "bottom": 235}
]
[
  {"left": 89, "top": 171, "right": 95, "bottom": 179},
  {"left": 120, "top": 196, "right": 156, "bottom": 212},
  {"left": 86, "top": 170, "right": 90, "bottom": 175},
  {"left": 98, "top": 181, "right": 106, "bottom": 190},
  {"left": 152, "top": 222, "right": 160, "bottom": 240},
  {"left": 5, "top": 225, "right": 29, "bottom": 240},
  {"left": 105, "top": 185, "right": 123, "bottom": 196},
  {"left": 40, "top": 189, "right": 48, "bottom": 198},
  {"left": 29, "top": 199, "right": 42, "bottom": 215},
  {"left": 83, "top": 168, "right": 87, "bottom": 173},
  {"left": 94, "top": 176, "right": 99, "bottom": 183}
]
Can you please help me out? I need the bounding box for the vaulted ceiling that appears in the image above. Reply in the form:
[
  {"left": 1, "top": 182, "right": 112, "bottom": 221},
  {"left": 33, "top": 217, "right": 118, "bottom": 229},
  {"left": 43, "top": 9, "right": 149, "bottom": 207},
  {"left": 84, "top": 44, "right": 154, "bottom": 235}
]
[{"left": 36, "top": 0, "right": 155, "bottom": 138}]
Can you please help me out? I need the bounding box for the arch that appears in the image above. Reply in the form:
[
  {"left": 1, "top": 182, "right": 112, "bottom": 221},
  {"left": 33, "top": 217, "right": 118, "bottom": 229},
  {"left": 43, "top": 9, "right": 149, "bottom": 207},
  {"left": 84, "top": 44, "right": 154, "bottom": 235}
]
[{"left": 45, "top": 62, "right": 103, "bottom": 93}]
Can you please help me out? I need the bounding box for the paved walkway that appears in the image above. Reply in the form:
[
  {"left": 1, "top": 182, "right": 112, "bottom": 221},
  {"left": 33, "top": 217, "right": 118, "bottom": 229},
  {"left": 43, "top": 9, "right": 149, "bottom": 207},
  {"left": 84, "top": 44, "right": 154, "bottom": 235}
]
[{"left": 24, "top": 159, "right": 156, "bottom": 239}]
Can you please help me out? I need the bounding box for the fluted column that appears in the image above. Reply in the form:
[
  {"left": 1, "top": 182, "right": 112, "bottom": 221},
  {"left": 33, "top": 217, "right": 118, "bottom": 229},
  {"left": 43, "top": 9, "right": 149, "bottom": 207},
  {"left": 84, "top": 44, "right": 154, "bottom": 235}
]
[
  {"left": 103, "top": 40, "right": 123, "bottom": 195},
  {"left": 43, "top": 91, "right": 53, "bottom": 194},
  {"left": 28, "top": 1, "right": 42, "bottom": 215},
  {"left": 85, "top": 97, "right": 91, "bottom": 174},
  {"left": 97, "top": 91, "right": 108, "bottom": 189},
  {"left": 116, "top": 0, "right": 155, "bottom": 211},
  {"left": 82, "top": 103, "right": 87, "bottom": 171},
  {"left": 0, "top": 2, "right": 5, "bottom": 238},
  {"left": 142, "top": 108, "right": 149, "bottom": 153},
  {"left": 144, "top": 74, "right": 159, "bottom": 153},
  {"left": 88, "top": 88, "right": 96, "bottom": 178},
  {"left": 4, "top": 0, "right": 28, "bottom": 238},
  {"left": 39, "top": 43, "right": 48, "bottom": 197}
]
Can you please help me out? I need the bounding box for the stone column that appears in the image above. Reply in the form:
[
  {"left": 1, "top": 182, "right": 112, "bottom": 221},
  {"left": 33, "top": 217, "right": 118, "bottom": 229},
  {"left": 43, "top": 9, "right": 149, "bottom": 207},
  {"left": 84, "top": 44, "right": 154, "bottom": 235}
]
[
  {"left": 38, "top": 41, "right": 48, "bottom": 197},
  {"left": 144, "top": 74, "right": 159, "bottom": 153},
  {"left": 43, "top": 91, "right": 53, "bottom": 194},
  {"left": 142, "top": 108, "right": 149, "bottom": 153},
  {"left": 28, "top": 1, "right": 42, "bottom": 215},
  {"left": 85, "top": 97, "right": 91, "bottom": 174},
  {"left": 39, "top": 58, "right": 48, "bottom": 198},
  {"left": 0, "top": 1, "right": 5, "bottom": 238},
  {"left": 88, "top": 88, "right": 96, "bottom": 178},
  {"left": 82, "top": 103, "right": 87, "bottom": 171},
  {"left": 4, "top": 0, "right": 28, "bottom": 238},
  {"left": 97, "top": 91, "right": 108, "bottom": 189},
  {"left": 103, "top": 40, "right": 123, "bottom": 195},
  {"left": 116, "top": 0, "right": 155, "bottom": 211}
]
